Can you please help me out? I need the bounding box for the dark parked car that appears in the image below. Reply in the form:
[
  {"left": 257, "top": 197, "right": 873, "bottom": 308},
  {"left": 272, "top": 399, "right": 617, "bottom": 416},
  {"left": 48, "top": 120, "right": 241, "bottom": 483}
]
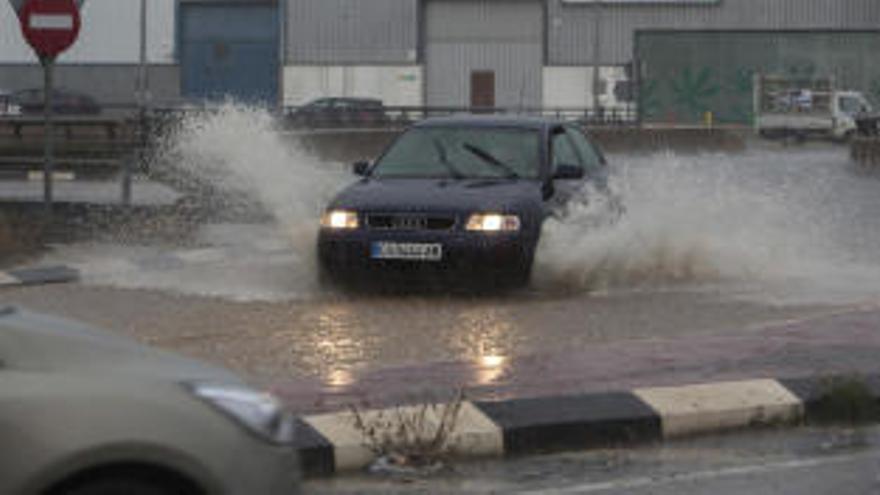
[
  {"left": 0, "top": 89, "right": 21, "bottom": 116},
  {"left": 12, "top": 88, "right": 101, "bottom": 115},
  {"left": 288, "top": 97, "right": 387, "bottom": 127},
  {"left": 317, "top": 115, "right": 613, "bottom": 287}
]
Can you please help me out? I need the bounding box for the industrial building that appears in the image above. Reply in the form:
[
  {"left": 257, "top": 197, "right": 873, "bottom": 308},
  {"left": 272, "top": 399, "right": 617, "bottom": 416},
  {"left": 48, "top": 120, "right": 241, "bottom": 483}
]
[{"left": 0, "top": 0, "right": 878, "bottom": 123}]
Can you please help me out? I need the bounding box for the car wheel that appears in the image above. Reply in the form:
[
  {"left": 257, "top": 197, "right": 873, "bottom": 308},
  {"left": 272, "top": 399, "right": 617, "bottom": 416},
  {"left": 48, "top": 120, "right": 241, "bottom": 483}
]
[{"left": 61, "top": 477, "right": 189, "bottom": 495}]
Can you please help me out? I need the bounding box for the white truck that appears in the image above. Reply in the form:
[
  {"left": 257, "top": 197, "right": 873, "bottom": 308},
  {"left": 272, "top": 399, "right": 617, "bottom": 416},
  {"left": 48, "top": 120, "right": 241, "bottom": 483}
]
[{"left": 753, "top": 74, "right": 872, "bottom": 141}]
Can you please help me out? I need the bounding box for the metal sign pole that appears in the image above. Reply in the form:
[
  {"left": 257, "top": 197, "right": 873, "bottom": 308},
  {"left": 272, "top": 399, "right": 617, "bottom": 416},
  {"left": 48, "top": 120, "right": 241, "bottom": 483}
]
[{"left": 42, "top": 55, "right": 55, "bottom": 214}]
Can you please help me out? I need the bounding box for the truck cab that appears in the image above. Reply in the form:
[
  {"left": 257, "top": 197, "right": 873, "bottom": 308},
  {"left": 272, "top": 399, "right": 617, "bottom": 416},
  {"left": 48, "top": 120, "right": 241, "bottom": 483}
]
[{"left": 832, "top": 91, "right": 873, "bottom": 140}]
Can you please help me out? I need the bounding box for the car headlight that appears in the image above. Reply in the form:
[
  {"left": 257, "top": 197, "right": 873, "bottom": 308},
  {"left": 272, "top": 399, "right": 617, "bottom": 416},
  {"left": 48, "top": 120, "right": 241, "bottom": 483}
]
[
  {"left": 466, "top": 213, "right": 521, "bottom": 232},
  {"left": 188, "top": 383, "right": 295, "bottom": 445},
  {"left": 320, "top": 209, "right": 359, "bottom": 229}
]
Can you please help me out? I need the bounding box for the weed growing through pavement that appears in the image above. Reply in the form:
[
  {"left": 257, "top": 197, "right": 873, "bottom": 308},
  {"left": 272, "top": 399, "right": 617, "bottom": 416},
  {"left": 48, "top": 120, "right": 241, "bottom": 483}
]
[
  {"left": 810, "top": 375, "right": 880, "bottom": 424},
  {"left": 348, "top": 390, "right": 465, "bottom": 472}
]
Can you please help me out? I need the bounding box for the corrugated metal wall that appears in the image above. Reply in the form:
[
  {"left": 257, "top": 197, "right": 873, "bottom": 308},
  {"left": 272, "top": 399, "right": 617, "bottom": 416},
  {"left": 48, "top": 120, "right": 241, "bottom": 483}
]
[
  {"left": 286, "top": 0, "right": 418, "bottom": 64},
  {"left": 547, "top": 0, "right": 880, "bottom": 65},
  {"left": 636, "top": 31, "right": 880, "bottom": 124},
  {"left": 424, "top": 0, "right": 543, "bottom": 107}
]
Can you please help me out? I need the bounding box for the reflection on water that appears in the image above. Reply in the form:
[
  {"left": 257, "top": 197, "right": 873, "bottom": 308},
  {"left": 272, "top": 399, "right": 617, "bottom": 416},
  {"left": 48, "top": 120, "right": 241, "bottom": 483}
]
[
  {"left": 476, "top": 354, "right": 508, "bottom": 384},
  {"left": 301, "top": 304, "right": 370, "bottom": 386},
  {"left": 455, "top": 307, "right": 517, "bottom": 385},
  {"left": 325, "top": 368, "right": 355, "bottom": 388}
]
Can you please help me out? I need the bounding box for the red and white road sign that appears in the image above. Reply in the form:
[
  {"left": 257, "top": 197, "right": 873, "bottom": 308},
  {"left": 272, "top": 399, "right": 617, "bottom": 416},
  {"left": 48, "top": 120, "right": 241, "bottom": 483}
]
[{"left": 19, "top": 0, "right": 81, "bottom": 59}]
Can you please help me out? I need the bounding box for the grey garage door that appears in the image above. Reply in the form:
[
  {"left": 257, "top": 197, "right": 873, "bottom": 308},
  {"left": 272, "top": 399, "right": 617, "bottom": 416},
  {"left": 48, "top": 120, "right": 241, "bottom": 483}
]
[{"left": 425, "top": 0, "right": 543, "bottom": 109}]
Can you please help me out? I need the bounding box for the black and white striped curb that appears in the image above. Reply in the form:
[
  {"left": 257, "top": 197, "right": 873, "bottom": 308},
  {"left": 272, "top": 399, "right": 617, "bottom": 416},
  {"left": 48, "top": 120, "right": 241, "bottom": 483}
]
[
  {"left": 293, "top": 375, "right": 880, "bottom": 477},
  {"left": 0, "top": 265, "right": 80, "bottom": 287}
]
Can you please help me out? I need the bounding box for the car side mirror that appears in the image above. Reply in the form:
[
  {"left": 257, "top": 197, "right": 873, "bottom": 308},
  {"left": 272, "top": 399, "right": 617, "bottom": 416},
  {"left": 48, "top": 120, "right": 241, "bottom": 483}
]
[
  {"left": 553, "top": 164, "right": 585, "bottom": 180},
  {"left": 352, "top": 160, "right": 370, "bottom": 176}
]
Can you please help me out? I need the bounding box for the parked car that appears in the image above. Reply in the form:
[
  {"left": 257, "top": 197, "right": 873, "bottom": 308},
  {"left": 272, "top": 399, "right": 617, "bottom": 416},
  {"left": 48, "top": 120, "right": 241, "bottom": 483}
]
[
  {"left": 288, "top": 97, "right": 387, "bottom": 127},
  {"left": 0, "top": 306, "right": 300, "bottom": 495},
  {"left": 317, "top": 115, "right": 614, "bottom": 287},
  {"left": 0, "top": 89, "right": 21, "bottom": 116},
  {"left": 12, "top": 88, "right": 101, "bottom": 116}
]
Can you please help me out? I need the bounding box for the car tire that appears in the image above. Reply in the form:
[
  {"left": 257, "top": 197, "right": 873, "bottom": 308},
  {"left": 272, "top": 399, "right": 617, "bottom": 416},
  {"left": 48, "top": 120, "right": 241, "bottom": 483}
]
[{"left": 61, "top": 477, "right": 189, "bottom": 495}]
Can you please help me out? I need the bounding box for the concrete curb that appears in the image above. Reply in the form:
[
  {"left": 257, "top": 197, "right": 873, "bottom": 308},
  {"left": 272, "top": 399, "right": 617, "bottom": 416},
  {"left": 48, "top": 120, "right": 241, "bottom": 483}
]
[
  {"left": 293, "top": 374, "right": 880, "bottom": 477},
  {"left": 0, "top": 265, "right": 80, "bottom": 287}
]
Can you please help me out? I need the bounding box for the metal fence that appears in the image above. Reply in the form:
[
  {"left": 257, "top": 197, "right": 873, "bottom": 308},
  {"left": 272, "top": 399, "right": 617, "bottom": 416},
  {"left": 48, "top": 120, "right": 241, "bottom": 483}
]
[{"left": 149, "top": 103, "right": 639, "bottom": 129}]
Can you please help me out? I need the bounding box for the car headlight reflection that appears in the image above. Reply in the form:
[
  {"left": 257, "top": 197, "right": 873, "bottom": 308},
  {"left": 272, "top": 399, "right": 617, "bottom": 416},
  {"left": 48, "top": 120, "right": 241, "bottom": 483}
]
[
  {"left": 466, "top": 213, "right": 521, "bottom": 232},
  {"left": 188, "top": 383, "right": 295, "bottom": 445},
  {"left": 320, "top": 209, "right": 359, "bottom": 229}
]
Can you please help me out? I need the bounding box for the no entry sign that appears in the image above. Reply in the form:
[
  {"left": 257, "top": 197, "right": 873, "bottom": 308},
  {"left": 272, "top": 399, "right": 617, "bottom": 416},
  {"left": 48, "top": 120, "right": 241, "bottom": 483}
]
[{"left": 19, "top": 0, "right": 81, "bottom": 59}]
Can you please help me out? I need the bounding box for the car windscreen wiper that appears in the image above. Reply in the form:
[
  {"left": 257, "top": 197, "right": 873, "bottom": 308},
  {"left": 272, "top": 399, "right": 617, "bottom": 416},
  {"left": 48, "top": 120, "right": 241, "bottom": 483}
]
[
  {"left": 432, "top": 139, "right": 465, "bottom": 179},
  {"left": 461, "top": 143, "right": 520, "bottom": 179}
]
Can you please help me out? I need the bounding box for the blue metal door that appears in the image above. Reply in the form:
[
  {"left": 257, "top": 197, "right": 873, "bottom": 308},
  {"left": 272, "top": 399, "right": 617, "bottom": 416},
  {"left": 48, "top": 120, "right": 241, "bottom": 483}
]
[{"left": 180, "top": 3, "right": 279, "bottom": 106}]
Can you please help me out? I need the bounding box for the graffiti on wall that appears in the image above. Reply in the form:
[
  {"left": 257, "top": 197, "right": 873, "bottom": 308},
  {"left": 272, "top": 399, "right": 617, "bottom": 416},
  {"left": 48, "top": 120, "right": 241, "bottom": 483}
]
[{"left": 636, "top": 32, "right": 880, "bottom": 125}]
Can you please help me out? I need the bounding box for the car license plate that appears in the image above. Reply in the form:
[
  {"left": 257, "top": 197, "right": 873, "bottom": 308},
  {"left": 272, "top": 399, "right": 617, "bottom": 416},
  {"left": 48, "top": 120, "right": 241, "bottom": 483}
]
[{"left": 371, "top": 242, "right": 442, "bottom": 261}]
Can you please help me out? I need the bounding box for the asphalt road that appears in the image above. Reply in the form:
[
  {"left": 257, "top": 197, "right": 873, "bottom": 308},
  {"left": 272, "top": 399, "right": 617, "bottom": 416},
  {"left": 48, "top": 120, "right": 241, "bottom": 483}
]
[
  {"left": 2, "top": 147, "right": 875, "bottom": 386},
  {"left": 303, "top": 425, "right": 880, "bottom": 494}
]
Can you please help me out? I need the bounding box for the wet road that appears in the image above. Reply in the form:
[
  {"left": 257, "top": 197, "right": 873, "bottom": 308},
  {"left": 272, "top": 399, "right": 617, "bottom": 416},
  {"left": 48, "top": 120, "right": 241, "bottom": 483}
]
[
  {"left": 3, "top": 137, "right": 880, "bottom": 394},
  {"left": 303, "top": 425, "right": 880, "bottom": 494},
  {"left": 0, "top": 281, "right": 841, "bottom": 385}
]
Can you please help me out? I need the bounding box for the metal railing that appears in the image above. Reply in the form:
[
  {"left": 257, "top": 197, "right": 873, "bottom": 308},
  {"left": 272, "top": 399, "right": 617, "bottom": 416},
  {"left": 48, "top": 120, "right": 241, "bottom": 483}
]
[
  {"left": 0, "top": 110, "right": 146, "bottom": 207},
  {"left": 856, "top": 114, "right": 880, "bottom": 137},
  {"left": 278, "top": 104, "right": 639, "bottom": 129},
  {"left": 145, "top": 102, "right": 639, "bottom": 129}
]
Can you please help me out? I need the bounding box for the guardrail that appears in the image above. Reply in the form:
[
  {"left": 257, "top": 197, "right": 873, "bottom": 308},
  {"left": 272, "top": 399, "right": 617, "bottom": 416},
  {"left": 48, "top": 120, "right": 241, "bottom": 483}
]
[
  {"left": 0, "top": 111, "right": 148, "bottom": 207},
  {"left": 147, "top": 103, "right": 639, "bottom": 129},
  {"left": 855, "top": 114, "right": 880, "bottom": 137},
  {"left": 0, "top": 102, "right": 639, "bottom": 209},
  {"left": 278, "top": 104, "right": 639, "bottom": 128}
]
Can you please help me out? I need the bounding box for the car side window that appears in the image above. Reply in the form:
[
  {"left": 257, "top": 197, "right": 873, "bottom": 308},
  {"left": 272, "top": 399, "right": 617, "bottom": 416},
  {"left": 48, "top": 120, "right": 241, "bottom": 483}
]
[
  {"left": 564, "top": 125, "right": 605, "bottom": 176},
  {"left": 551, "top": 128, "right": 583, "bottom": 172}
]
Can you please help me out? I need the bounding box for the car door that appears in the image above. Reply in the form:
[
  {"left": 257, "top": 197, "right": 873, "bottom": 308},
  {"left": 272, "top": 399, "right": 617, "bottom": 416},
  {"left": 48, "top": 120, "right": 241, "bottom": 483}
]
[
  {"left": 545, "top": 125, "right": 588, "bottom": 215},
  {"left": 564, "top": 124, "right": 609, "bottom": 189}
]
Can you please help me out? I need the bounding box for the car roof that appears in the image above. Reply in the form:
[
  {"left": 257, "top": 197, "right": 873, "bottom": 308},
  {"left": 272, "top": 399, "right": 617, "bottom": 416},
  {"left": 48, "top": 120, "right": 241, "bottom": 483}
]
[{"left": 413, "top": 114, "right": 564, "bottom": 130}]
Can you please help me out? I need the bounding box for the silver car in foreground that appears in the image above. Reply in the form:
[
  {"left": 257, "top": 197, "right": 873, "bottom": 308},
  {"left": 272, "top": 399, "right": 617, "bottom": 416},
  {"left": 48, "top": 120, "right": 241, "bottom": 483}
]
[{"left": 0, "top": 306, "right": 299, "bottom": 495}]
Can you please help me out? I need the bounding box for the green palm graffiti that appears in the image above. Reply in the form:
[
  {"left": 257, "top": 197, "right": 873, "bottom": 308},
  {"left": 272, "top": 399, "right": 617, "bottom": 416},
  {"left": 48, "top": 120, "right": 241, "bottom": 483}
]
[
  {"left": 670, "top": 67, "right": 720, "bottom": 122},
  {"left": 638, "top": 79, "right": 661, "bottom": 119}
]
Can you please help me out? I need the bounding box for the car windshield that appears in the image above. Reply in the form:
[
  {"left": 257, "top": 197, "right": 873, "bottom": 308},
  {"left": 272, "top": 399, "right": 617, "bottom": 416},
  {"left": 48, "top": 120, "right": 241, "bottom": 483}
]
[{"left": 371, "top": 127, "right": 541, "bottom": 179}]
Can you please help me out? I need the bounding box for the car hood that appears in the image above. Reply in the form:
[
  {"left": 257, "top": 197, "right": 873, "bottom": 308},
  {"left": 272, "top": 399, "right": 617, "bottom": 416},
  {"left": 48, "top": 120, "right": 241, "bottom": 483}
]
[
  {"left": 329, "top": 177, "right": 544, "bottom": 213},
  {"left": 0, "top": 307, "right": 241, "bottom": 383}
]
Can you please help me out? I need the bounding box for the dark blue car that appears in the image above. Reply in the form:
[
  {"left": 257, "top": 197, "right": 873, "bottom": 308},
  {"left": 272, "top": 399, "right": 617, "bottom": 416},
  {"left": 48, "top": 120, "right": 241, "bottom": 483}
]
[{"left": 317, "top": 115, "right": 610, "bottom": 287}]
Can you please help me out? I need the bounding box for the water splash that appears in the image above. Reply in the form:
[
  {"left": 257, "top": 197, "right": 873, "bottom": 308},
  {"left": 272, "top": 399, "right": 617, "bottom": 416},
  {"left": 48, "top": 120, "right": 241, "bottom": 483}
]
[
  {"left": 59, "top": 104, "right": 347, "bottom": 299},
  {"left": 47, "top": 105, "right": 880, "bottom": 306},
  {"left": 534, "top": 148, "right": 880, "bottom": 305}
]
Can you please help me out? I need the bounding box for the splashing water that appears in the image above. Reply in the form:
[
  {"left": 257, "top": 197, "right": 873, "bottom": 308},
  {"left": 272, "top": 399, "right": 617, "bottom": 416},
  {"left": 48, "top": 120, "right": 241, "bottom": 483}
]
[
  {"left": 155, "top": 104, "right": 344, "bottom": 239},
  {"left": 53, "top": 104, "right": 348, "bottom": 299},
  {"left": 50, "top": 104, "right": 880, "bottom": 305},
  {"left": 534, "top": 148, "right": 880, "bottom": 305}
]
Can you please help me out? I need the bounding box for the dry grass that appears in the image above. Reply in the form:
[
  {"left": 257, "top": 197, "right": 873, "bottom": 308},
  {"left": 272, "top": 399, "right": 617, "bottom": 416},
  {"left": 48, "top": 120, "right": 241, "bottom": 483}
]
[{"left": 349, "top": 390, "right": 465, "bottom": 469}]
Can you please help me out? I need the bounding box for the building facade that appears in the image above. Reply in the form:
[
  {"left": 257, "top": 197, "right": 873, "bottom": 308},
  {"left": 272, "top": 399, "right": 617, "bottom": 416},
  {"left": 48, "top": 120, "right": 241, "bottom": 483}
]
[{"left": 1, "top": 0, "right": 878, "bottom": 123}]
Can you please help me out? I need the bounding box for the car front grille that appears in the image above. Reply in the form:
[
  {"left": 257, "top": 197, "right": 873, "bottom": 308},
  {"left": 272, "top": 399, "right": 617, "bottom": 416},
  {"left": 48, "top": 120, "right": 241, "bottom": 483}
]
[{"left": 366, "top": 213, "right": 456, "bottom": 231}]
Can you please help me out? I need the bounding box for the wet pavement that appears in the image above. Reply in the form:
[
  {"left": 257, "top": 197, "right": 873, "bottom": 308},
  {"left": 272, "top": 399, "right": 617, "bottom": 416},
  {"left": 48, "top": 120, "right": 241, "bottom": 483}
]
[
  {"left": 2, "top": 281, "right": 878, "bottom": 413},
  {"left": 2, "top": 128, "right": 879, "bottom": 412},
  {"left": 303, "top": 425, "right": 880, "bottom": 494}
]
